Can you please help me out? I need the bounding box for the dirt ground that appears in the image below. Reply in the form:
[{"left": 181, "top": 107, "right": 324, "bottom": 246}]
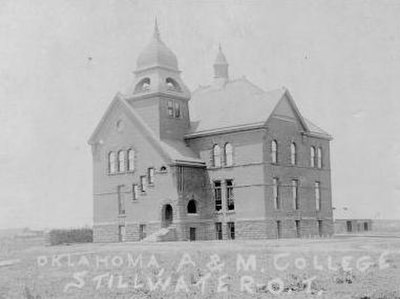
[{"left": 1, "top": 235, "right": 400, "bottom": 298}]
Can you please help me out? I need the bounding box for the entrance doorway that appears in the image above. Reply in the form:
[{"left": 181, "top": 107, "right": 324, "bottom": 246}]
[
  {"left": 162, "top": 204, "right": 173, "bottom": 227},
  {"left": 189, "top": 227, "right": 196, "bottom": 241}
]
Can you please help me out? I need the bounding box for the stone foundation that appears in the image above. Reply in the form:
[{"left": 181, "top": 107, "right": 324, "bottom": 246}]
[{"left": 93, "top": 217, "right": 334, "bottom": 242}]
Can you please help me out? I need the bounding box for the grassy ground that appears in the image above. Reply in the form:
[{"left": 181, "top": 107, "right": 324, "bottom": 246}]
[{"left": 1, "top": 236, "right": 400, "bottom": 298}]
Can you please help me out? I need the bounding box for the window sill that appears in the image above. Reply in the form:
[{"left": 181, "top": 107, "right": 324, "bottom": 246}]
[
  {"left": 208, "top": 166, "right": 222, "bottom": 170},
  {"left": 118, "top": 214, "right": 126, "bottom": 218},
  {"left": 223, "top": 165, "right": 235, "bottom": 169},
  {"left": 108, "top": 170, "right": 135, "bottom": 176},
  {"left": 187, "top": 213, "right": 198, "bottom": 216}
]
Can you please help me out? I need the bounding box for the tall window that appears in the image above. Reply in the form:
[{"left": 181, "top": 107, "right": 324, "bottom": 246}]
[
  {"left": 271, "top": 140, "right": 278, "bottom": 163},
  {"left": 132, "top": 184, "right": 138, "bottom": 200},
  {"left": 128, "top": 149, "right": 135, "bottom": 171},
  {"left": 290, "top": 142, "right": 297, "bottom": 165},
  {"left": 273, "top": 178, "right": 280, "bottom": 209},
  {"left": 315, "top": 182, "right": 321, "bottom": 211},
  {"left": 317, "top": 147, "right": 323, "bottom": 168},
  {"left": 167, "top": 99, "right": 181, "bottom": 118},
  {"left": 174, "top": 101, "right": 181, "bottom": 118},
  {"left": 310, "top": 147, "right": 316, "bottom": 168},
  {"left": 118, "top": 151, "right": 125, "bottom": 172},
  {"left": 226, "top": 179, "right": 234, "bottom": 211},
  {"left": 227, "top": 222, "right": 235, "bottom": 240},
  {"left": 214, "top": 181, "right": 222, "bottom": 211},
  {"left": 167, "top": 100, "right": 174, "bottom": 117},
  {"left": 292, "top": 180, "right": 299, "bottom": 210},
  {"left": 109, "top": 152, "right": 116, "bottom": 174},
  {"left": 212, "top": 144, "right": 221, "bottom": 168},
  {"left": 215, "top": 222, "right": 223, "bottom": 240},
  {"left": 148, "top": 167, "right": 155, "bottom": 185},
  {"left": 117, "top": 185, "right": 125, "bottom": 215},
  {"left": 224, "top": 143, "right": 233, "bottom": 166},
  {"left": 140, "top": 176, "right": 146, "bottom": 193}
]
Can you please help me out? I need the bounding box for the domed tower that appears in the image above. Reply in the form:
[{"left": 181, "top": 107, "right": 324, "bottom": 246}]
[{"left": 127, "top": 20, "right": 191, "bottom": 141}]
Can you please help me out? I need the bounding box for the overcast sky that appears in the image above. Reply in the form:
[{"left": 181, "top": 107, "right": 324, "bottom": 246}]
[{"left": 0, "top": 0, "right": 399, "bottom": 229}]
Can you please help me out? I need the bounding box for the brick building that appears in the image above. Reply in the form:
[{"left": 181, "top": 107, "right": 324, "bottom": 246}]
[{"left": 88, "top": 23, "right": 334, "bottom": 242}]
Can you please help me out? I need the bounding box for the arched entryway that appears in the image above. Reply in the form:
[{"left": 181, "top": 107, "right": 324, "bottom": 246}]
[{"left": 162, "top": 204, "right": 173, "bottom": 227}]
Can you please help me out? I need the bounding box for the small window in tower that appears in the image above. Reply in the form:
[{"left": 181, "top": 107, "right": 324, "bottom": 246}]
[
  {"left": 167, "top": 100, "right": 174, "bottom": 117},
  {"left": 165, "top": 78, "right": 181, "bottom": 91},
  {"left": 134, "top": 78, "right": 151, "bottom": 92},
  {"left": 174, "top": 101, "right": 181, "bottom": 118}
]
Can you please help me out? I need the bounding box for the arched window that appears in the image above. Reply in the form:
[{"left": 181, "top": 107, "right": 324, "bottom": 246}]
[
  {"left": 127, "top": 149, "right": 135, "bottom": 171},
  {"left": 212, "top": 144, "right": 221, "bottom": 167},
  {"left": 118, "top": 151, "right": 125, "bottom": 172},
  {"left": 134, "top": 78, "right": 151, "bottom": 92},
  {"left": 108, "top": 152, "right": 116, "bottom": 174},
  {"left": 271, "top": 140, "right": 278, "bottom": 163},
  {"left": 187, "top": 199, "right": 197, "bottom": 214},
  {"left": 317, "top": 147, "right": 323, "bottom": 168},
  {"left": 290, "top": 142, "right": 297, "bottom": 165},
  {"left": 224, "top": 143, "right": 233, "bottom": 166},
  {"left": 165, "top": 78, "right": 181, "bottom": 91},
  {"left": 310, "top": 146, "right": 316, "bottom": 167}
]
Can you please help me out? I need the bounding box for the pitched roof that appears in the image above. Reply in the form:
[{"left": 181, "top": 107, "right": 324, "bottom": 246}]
[
  {"left": 187, "top": 77, "right": 331, "bottom": 139},
  {"left": 88, "top": 94, "right": 204, "bottom": 166},
  {"left": 303, "top": 118, "right": 332, "bottom": 139},
  {"left": 189, "top": 78, "right": 284, "bottom": 134}
]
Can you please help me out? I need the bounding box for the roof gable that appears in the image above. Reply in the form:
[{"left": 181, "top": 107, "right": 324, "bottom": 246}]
[
  {"left": 267, "top": 89, "right": 309, "bottom": 132},
  {"left": 88, "top": 94, "right": 204, "bottom": 166}
]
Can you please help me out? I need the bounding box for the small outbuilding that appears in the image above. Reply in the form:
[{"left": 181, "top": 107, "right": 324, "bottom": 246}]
[{"left": 333, "top": 208, "right": 372, "bottom": 233}]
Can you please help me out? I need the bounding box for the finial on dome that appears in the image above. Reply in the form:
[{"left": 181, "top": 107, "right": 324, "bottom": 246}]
[{"left": 154, "top": 17, "right": 160, "bottom": 40}]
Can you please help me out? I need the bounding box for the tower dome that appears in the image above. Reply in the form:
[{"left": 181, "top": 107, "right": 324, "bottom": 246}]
[{"left": 136, "top": 20, "right": 179, "bottom": 72}]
